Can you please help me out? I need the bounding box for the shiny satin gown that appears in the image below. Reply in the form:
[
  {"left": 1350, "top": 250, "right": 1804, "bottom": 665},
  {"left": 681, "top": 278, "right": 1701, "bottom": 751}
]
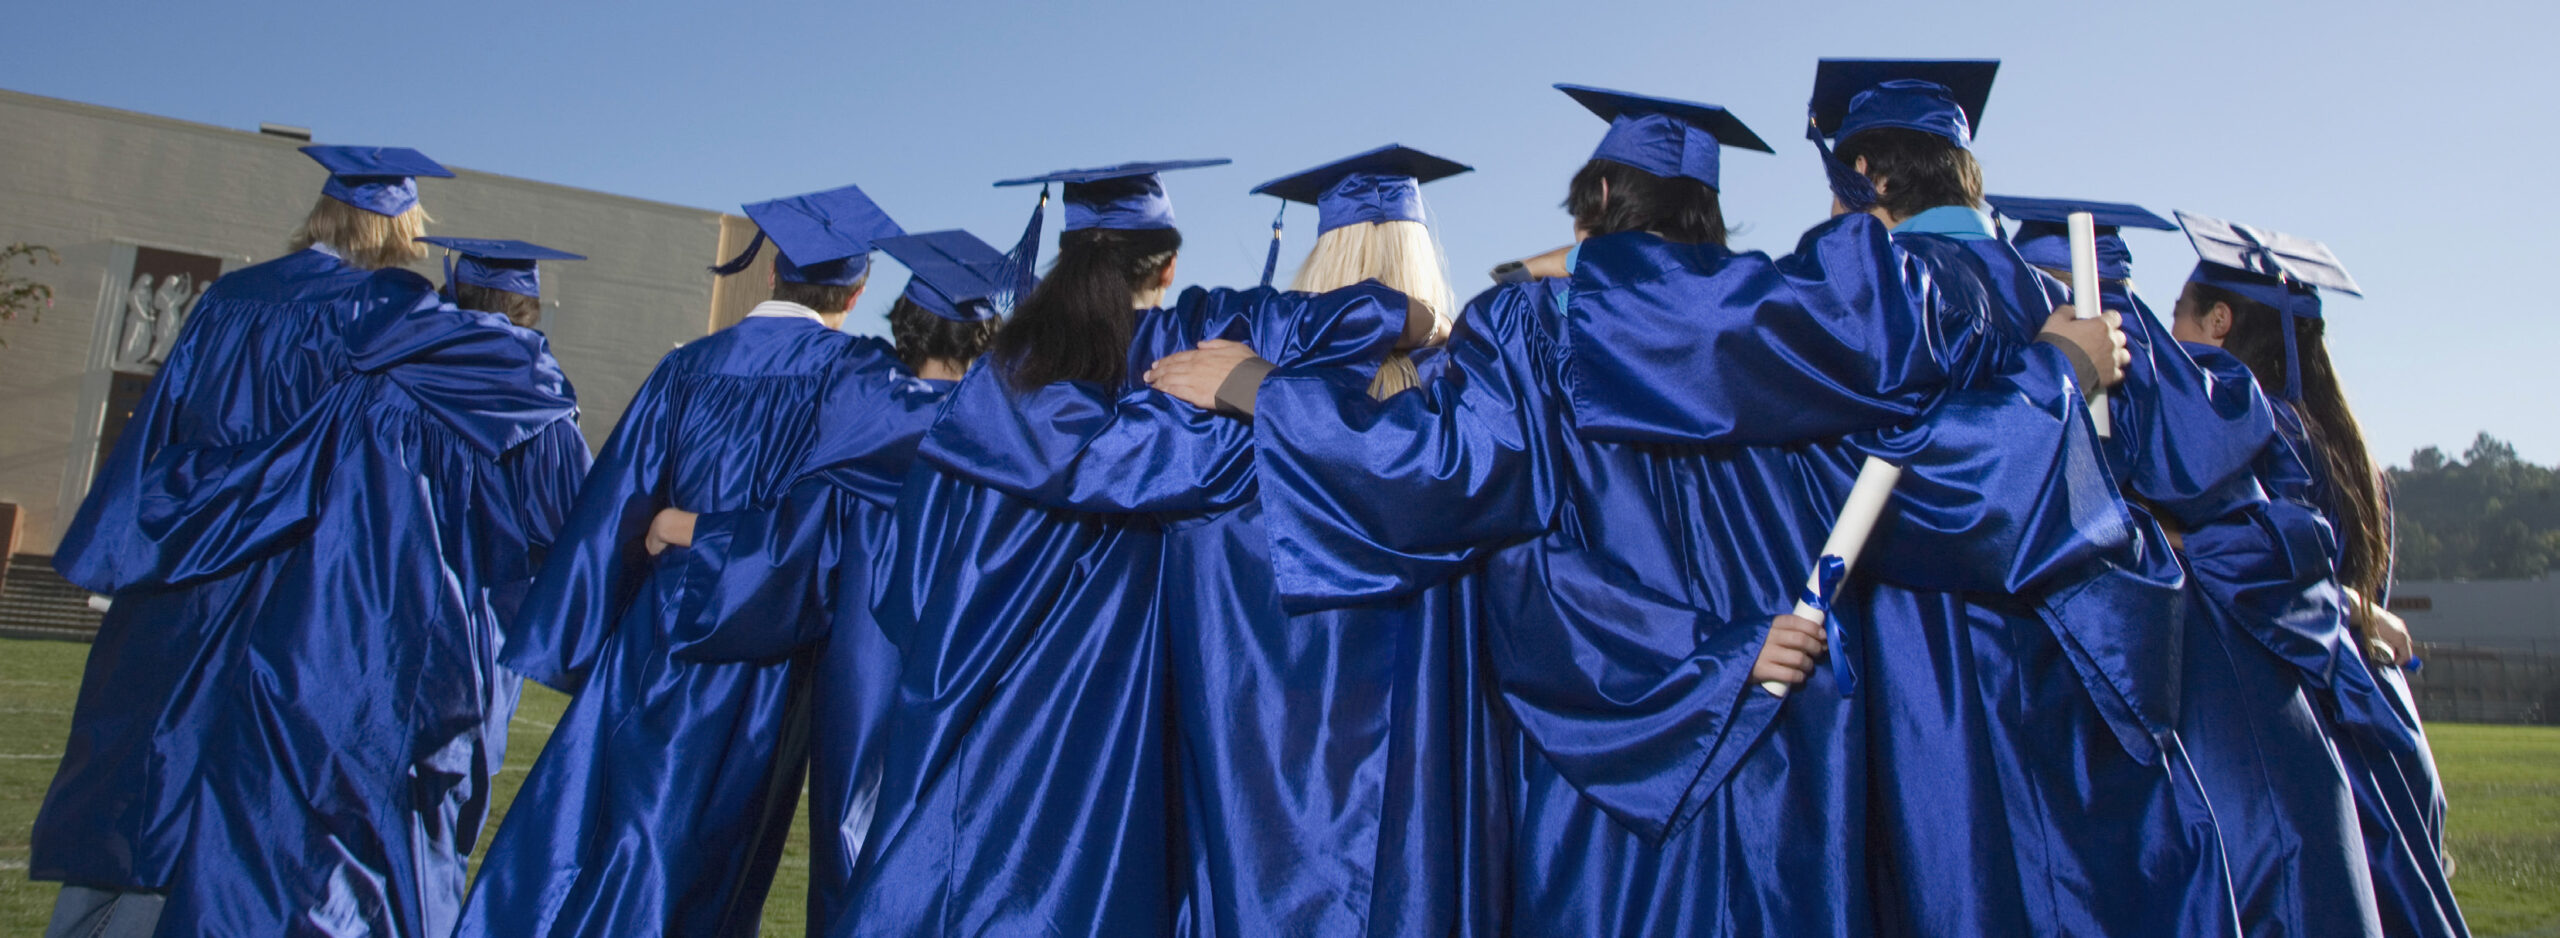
[
  {"left": 671, "top": 363, "right": 956, "bottom": 938},
  {"left": 39, "top": 247, "right": 451, "bottom": 893},
  {"left": 2256, "top": 391, "right": 2468, "bottom": 938},
  {"left": 2113, "top": 299, "right": 2383, "bottom": 938},
  {"left": 71, "top": 298, "right": 585, "bottom": 937},
  {"left": 1250, "top": 215, "right": 2170, "bottom": 935},
  {"left": 850, "top": 283, "right": 1470, "bottom": 938},
  {"left": 458, "top": 317, "right": 897, "bottom": 938}
]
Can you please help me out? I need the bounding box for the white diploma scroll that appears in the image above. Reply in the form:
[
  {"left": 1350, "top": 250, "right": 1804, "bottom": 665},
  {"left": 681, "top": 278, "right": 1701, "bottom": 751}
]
[
  {"left": 2069, "top": 212, "right": 2113, "bottom": 438},
  {"left": 1761, "top": 457, "right": 1905, "bottom": 698}
]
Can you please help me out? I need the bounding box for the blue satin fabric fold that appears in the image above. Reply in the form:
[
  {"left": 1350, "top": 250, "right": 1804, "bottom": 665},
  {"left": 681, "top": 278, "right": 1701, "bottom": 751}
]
[
  {"left": 669, "top": 360, "right": 955, "bottom": 937},
  {"left": 49, "top": 289, "right": 586, "bottom": 936},
  {"left": 459, "top": 319, "right": 882, "bottom": 938},
  {"left": 2249, "top": 389, "right": 2469, "bottom": 937},
  {"left": 853, "top": 281, "right": 1504, "bottom": 938},
  {"left": 35, "top": 250, "right": 441, "bottom": 893},
  {"left": 1557, "top": 214, "right": 1969, "bottom": 445},
  {"left": 1861, "top": 233, "right": 2236, "bottom": 936},
  {"left": 1254, "top": 251, "right": 1927, "bottom": 932}
]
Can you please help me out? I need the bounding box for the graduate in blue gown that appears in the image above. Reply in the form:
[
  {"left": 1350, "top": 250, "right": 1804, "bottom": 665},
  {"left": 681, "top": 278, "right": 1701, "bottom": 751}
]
[
  {"left": 1808, "top": 63, "right": 2244, "bottom": 936},
  {"left": 457, "top": 184, "right": 911, "bottom": 938},
  {"left": 1148, "top": 84, "right": 2139, "bottom": 935},
  {"left": 78, "top": 237, "right": 591, "bottom": 937},
  {"left": 1151, "top": 145, "right": 1503, "bottom": 938},
  {"left": 842, "top": 160, "right": 1418, "bottom": 937},
  {"left": 638, "top": 227, "right": 1005, "bottom": 938},
  {"left": 1994, "top": 197, "right": 2384, "bottom": 938},
  {"left": 2167, "top": 212, "right": 2468, "bottom": 938},
  {"left": 35, "top": 146, "right": 459, "bottom": 938}
]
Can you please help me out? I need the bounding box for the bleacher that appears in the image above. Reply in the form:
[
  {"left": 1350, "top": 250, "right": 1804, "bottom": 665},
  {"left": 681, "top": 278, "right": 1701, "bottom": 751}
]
[{"left": 0, "top": 554, "right": 103, "bottom": 642}]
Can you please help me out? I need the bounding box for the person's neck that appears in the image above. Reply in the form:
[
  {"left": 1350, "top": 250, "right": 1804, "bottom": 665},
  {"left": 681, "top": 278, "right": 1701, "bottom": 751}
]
[
  {"left": 914, "top": 357, "right": 968, "bottom": 381},
  {"left": 816, "top": 310, "right": 848, "bottom": 330},
  {"left": 1132, "top": 288, "right": 1166, "bottom": 311}
]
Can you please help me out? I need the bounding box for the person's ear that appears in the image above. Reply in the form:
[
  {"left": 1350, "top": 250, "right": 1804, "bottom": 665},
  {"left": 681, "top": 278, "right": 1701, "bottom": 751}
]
[
  {"left": 1157, "top": 254, "right": 1179, "bottom": 290},
  {"left": 847, "top": 282, "right": 866, "bottom": 310},
  {"left": 1598, "top": 176, "right": 1610, "bottom": 211},
  {"left": 2207, "top": 301, "right": 2234, "bottom": 342}
]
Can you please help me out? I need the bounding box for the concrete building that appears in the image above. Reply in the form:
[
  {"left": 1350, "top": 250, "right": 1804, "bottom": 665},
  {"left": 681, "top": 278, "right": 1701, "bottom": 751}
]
[
  {"left": 2392, "top": 575, "right": 2560, "bottom": 655},
  {"left": 0, "top": 87, "right": 785, "bottom": 563},
  {"left": 0, "top": 88, "right": 800, "bottom": 636}
]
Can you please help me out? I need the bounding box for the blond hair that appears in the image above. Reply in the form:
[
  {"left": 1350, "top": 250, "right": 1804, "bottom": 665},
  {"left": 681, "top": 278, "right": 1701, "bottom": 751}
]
[
  {"left": 288, "top": 196, "right": 432, "bottom": 270},
  {"left": 1287, "top": 218, "right": 1454, "bottom": 397}
]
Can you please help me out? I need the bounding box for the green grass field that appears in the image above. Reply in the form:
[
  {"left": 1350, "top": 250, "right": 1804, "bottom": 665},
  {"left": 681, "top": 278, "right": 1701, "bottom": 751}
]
[{"left": 2, "top": 636, "right": 2554, "bottom": 936}]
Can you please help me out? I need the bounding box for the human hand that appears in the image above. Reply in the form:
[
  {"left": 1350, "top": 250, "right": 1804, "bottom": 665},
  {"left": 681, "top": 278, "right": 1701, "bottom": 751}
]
[
  {"left": 1144, "top": 339, "right": 1260, "bottom": 410},
  {"left": 2044, "top": 305, "right": 2132, "bottom": 388},
  {"left": 645, "top": 508, "right": 697, "bottom": 556},
  {"left": 1751, "top": 613, "right": 1830, "bottom": 686}
]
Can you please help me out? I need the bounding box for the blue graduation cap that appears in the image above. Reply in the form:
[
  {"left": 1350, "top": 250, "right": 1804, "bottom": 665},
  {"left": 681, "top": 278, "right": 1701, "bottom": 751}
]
[
  {"left": 1557, "top": 84, "right": 1772, "bottom": 190},
  {"left": 1245, "top": 145, "right": 1470, "bottom": 286},
  {"left": 1805, "top": 60, "right": 1998, "bottom": 211},
  {"left": 301, "top": 145, "right": 453, "bottom": 217},
  {"left": 1252, "top": 145, "right": 1470, "bottom": 233},
  {"left": 875, "top": 229, "right": 1012, "bottom": 323},
  {"left": 994, "top": 159, "right": 1229, "bottom": 232},
  {"left": 2176, "top": 210, "right": 2361, "bottom": 401},
  {"left": 1985, "top": 195, "right": 2175, "bottom": 281},
  {"left": 709, "top": 184, "right": 906, "bottom": 286},
  {"left": 416, "top": 237, "right": 584, "bottom": 299}
]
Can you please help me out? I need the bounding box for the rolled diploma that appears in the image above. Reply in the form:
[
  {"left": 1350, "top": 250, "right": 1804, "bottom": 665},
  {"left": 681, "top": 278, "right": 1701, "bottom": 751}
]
[
  {"left": 1762, "top": 456, "right": 1905, "bottom": 697},
  {"left": 2069, "top": 212, "right": 2112, "bottom": 438}
]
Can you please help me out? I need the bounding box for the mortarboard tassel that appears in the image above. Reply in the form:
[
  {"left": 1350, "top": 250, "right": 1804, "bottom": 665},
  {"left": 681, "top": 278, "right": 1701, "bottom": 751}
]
[
  {"left": 439, "top": 252, "right": 457, "bottom": 302},
  {"left": 707, "top": 230, "right": 768, "bottom": 276},
  {"left": 1808, "top": 114, "right": 1879, "bottom": 213},
  {"left": 1000, "top": 187, "right": 1047, "bottom": 316},
  {"left": 1259, "top": 201, "right": 1287, "bottom": 289}
]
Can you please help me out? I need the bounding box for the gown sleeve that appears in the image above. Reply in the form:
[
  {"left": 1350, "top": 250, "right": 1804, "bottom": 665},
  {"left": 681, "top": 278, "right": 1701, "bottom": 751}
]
[
  {"left": 500, "top": 363, "right": 681, "bottom": 693},
  {"left": 1555, "top": 214, "right": 1957, "bottom": 445},
  {"left": 483, "top": 417, "right": 594, "bottom": 629},
  {"left": 925, "top": 283, "right": 1409, "bottom": 517},
  {"left": 1250, "top": 281, "right": 1566, "bottom": 612},
  {"left": 663, "top": 357, "right": 950, "bottom": 663}
]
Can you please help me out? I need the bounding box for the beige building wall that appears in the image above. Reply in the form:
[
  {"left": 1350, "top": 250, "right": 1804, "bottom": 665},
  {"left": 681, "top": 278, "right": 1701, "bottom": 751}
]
[{"left": 0, "top": 89, "right": 737, "bottom": 554}]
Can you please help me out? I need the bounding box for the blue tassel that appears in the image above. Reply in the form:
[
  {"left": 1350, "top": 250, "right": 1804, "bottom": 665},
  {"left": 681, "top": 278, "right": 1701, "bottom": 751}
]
[
  {"left": 997, "top": 186, "right": 1047, "bottom": 316},
  {"left": 1258, "top": 201, "right": 1286, "bottom": 289},
  {"left": 707, "top": 230, "right": 767, "bottom": 276},
  {"left": 1808, "top": 114, "right": 1879, "bottom": 213}
]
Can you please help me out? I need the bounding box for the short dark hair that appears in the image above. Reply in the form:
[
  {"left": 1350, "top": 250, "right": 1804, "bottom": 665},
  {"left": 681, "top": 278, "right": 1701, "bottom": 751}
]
[
  {"left": 771, "top": 277, "right": 864, "bottom": 314},
  {"left": 888, "top": 295, "right": 1000, "bottom": 372},
  {"left": 454, "top": 284, "right": 544, "bottom": 329},
  {"left": 1835, "top": 127, "right": 1984, "bottom": 220},
  {"left": 1563, "top": 159, "right": 1728, "bottom": 245}
]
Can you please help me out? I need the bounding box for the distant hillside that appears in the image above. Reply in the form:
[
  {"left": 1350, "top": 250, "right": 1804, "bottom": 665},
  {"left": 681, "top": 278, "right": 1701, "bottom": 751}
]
[{"left": 2392, "top": 434, "right": 2560, "bottom": 581}]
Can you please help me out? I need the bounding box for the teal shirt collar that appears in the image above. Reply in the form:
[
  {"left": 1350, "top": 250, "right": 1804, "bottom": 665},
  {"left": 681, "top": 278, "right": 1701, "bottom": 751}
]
[{"left": 1892, "top": 205, "right": 1997, "bottom": 241}]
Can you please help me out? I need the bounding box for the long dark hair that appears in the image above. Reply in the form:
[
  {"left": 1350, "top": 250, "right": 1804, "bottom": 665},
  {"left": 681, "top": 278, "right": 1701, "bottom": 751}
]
[
  {"left": 993, "top": 227, "right": 1181, "bottom": 391},
  {"left": 2195, "top": 281, "right": 2392, "bottom": 602},
  {"left": 1563, "top": 159, "right": 1729, "bottom": 245}
]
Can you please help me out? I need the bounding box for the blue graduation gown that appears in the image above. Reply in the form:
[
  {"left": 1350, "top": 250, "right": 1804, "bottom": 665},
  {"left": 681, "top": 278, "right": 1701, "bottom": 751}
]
[
  {"left": 1251, "top": 217, "right": 2145, "bottom": 935},
  {"left": 2121, "top": 306, "right": 2382, "bottom": 938},
  {"left": 669, "top": 363, "right": 956, "bottom": 938},
  {"left": 37, "top": 247, "right": 443, "bottom": 891},
  {"left": 1851, "top": 233, "right": 2236, "bottom": 938},
  {"left": 1136, "top": 286, "right": 1507, "bottom": 938},
  {"left": 76, "top": 298, "right": 586, "bottom": 936},
  {"left": 458, "top": 317, "right": 888, "bottom": 938},
  {"left": 845, "top": 284, "right": 1404, "bottom": 938},
  {"left": 2252, "top": 392, "right": 2468, "bottom": 938}
]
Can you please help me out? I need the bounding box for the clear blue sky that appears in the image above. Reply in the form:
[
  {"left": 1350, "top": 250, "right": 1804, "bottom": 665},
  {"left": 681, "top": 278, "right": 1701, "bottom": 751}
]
[{"left": 5, "top": 0, "right": 2550, "bottom": 464}]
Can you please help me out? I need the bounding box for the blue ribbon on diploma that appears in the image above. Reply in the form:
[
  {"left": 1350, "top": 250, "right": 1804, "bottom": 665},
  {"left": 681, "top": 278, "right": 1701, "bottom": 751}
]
[{"left": 1798, "top": 554, "right": 1857, "bottom": 696}]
